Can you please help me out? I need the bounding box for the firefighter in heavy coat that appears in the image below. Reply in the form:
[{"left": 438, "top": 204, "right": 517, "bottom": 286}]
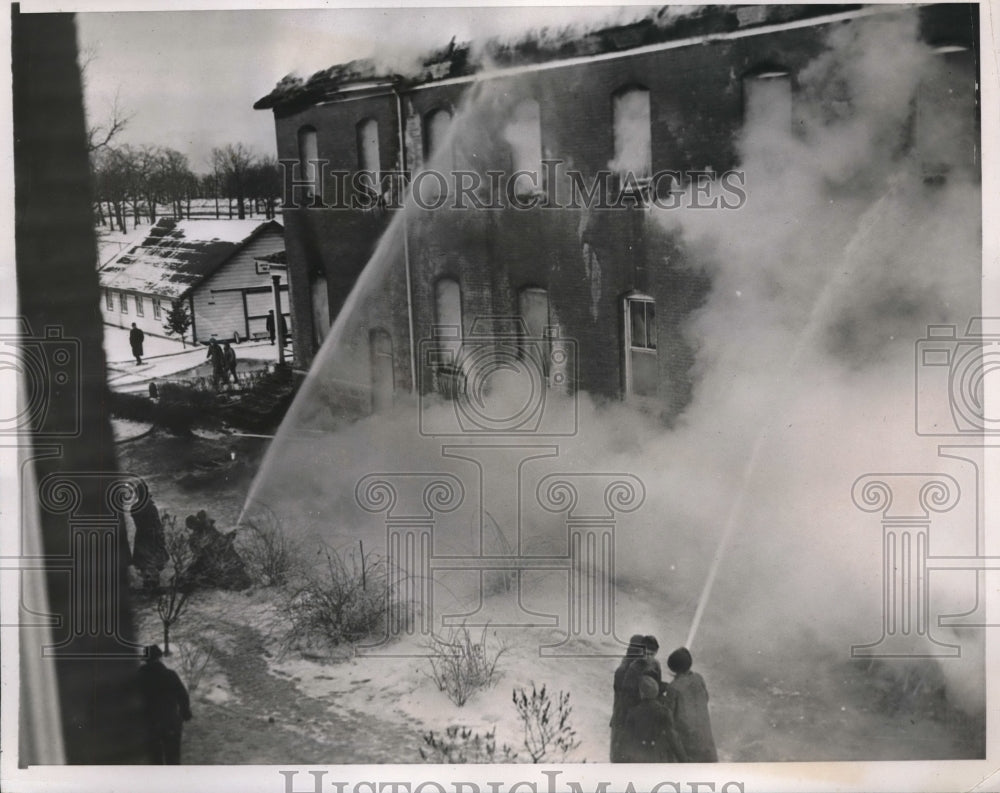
[
  {"left": 623, "top": 676, "right": 688, "bottom": 763},
  {"left": 666, "top": 647, "right": 718, "bottom": 762},
  {"left": 129, "top": 480, "right": 167, "bottom": 591},
  {"left": 610, "top": 634, "right": 645, "bottom": 762},
  {"left": 223, "top": 340, "right": 238, "bottom": 384},
  {"left": 137, "top": 644, "right": 192, "bottom": 764}
]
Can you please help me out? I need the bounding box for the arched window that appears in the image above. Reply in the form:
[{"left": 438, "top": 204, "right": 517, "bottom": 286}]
[
  {"left": 623, "top": 292, "right": 657, "bottom": 398},
  {"left": 518, "top": 287, "right": 551, "bottom": 378},
  {"left": 369, "top": 328, "right": 394, "bottom": 412},
  {"left": 434, "top": 278, "right": 462, "bottom": 337},
  {"left": 425, "top": 108, "right": 453, "bottom": 162},
  {"left": 504, "top": 99, "right": 542, "bottom": 196},
  {"left": 611, "top": 86, "right": 652, "bottom": 181},
  {"left": 433, "top": 277, "right": 463, "bottom": 397},
  {"left": 356, "top": 118, "right": 381, "bottom": 197},
  {"left": 743, "top": 70, "right": 792, "bottom": 132},
  {"left": 297, "top": 125, "right": 319, "bottom": 200}
]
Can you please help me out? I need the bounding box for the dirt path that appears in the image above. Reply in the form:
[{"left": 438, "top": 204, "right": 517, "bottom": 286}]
[{"left": 181, "top": 617, "right": 423, "bottom": 764}]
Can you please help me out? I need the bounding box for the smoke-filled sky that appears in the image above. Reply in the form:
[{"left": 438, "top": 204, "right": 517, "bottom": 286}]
[{"left": 75, "top": 3, "right": 659, "bottom": 169}]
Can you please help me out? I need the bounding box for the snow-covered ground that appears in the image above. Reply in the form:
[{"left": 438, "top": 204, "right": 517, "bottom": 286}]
[{"left": 103, "top": 324, "right": 290, "bottom": 392}]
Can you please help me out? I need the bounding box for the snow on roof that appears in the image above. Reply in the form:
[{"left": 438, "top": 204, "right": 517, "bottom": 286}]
[{"left": 98, "top": 217, "right": 282, "bottom": 298}]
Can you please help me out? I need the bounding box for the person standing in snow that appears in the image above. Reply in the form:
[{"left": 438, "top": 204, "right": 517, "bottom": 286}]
[
  {"left": 138, "top": 644, "right": 192, "bottom": 764},
  {"left": 622, "top": 676, "right": 688, "bottom": 763},
  {"left": 610, "top": 634, "right": 645, "bottom": 762},
  {"left": 129, "top": 479, "right": 167, "bottom": 592},
  {"left": 623, "top": 635, "right": 663, "bottom": 695},
  {"left": 277, "top": 312, "right": 289, "bottom": 347},
  {"left": 223, "top": 340, "right": 238, "bottom": 385},
  {"left": 266, "top": 310, "right": 276, "bottom": 345},
  {"left": 665, "top": 646, "right": 718, "bottom": 762},
  {"left": 206, "top": 338, "right": 226, "bottom": 388},
  {"left": 130, "top": 322, "right": 145, "bottom": 365}
]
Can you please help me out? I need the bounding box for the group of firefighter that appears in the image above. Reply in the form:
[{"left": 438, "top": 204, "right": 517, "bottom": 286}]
[{"left": 610, "top": 634, "right": 718, "bottom": 763}]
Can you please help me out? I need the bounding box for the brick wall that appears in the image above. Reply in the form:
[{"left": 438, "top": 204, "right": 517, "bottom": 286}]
[{"left": 262, "top": 4, "right": 979, "bottom": 417}]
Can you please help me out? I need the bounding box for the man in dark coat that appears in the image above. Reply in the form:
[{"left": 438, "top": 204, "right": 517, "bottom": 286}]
[
  {"left": 265, "top": 310, "right": 276, "bottom": 345},
  {"left": 185, "top": 510, "right": 251, "bottom": 591},
  {"left": 610, "top": 634, "right": 645, "bottom": 762},
  {"left": 623, "top": 634, "right": 663, "bottom": 696},
  {"left": 206, "top": 338, "right": 226, "bottom": 387},
  {"left": 130, "top": 480, "right": 167, "bottom": 592},
  {"left": 622, "top": 676, "right": 688, "bottom": 763},
  {"left": 223, "top": 340, "right": 238, "bottom": 384},
  {"left": 277, "top": 312, "right": 289, "bottom": 347},
  {"left": 129, "top": 322, "right": 145, "bottom": 365},
  {"left": 666, "top": 646, "right": 718, "bottom": 762},
  {"left": 137, "top": 644, "right": 192, "bottom": 764}
]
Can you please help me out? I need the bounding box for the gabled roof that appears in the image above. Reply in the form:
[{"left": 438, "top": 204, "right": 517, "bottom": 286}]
[{"left": 98, "top": 218, "right": 283, "bottom": 299}]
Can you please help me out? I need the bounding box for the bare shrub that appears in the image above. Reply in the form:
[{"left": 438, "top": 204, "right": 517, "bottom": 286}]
[
  {"left": 425, "top": 623, "right": 508, "bottom": 707},
  {"left": 279, "top": 543, "right": 392, "bottom": 653},
  {"left": 512, "top": 682, "right": 581, "bottom": 763},
  {"left": 238, "top": 504, "right": 299, "bottom": 587},
  {"left": 157, "top": 511, "right": 196, "bottom": 655},
  {"left": 419, "top": 725, "right": 518, "bottom": 763},
  {"left": 176, "top": 640, "right": 216, "bottom": 693}
]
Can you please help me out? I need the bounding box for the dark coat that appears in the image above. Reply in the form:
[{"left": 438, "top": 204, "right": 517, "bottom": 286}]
[
  {"left": 131, "top": 497, "right": 167, "bottom": 572},
  {"left": 129, "top": 326, "right": 144, "bottom": 355},
  {"left": 610, "top": 659, "right": 636, "bottom": 762},
  {"left": 138, "top": 659, "right": 192, "bottom": 734},
  {"left": 623, "top": 656, "right": 662, "bottom": 695},
  {"left": 668, "top": 671, "right": 718, "bottom": 762},
  {"left": 206, "top": 341, "right": 224, "bottom": 373},
  {"left": 185, "top": 512, "right": 251, "bottom": 591},
  {"left": 265, "top": 312, "right": 275, "bottom": 336},
  {"left": 611, "top": 655, "right": 662, "bottom": 762},
  {"left": 622, "top": 698, "right": 688, "bottom": 763}
]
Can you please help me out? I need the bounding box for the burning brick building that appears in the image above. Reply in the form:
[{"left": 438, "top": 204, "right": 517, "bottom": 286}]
[{"left": 254, "top": 3, "right": 979, "bottom": 419}]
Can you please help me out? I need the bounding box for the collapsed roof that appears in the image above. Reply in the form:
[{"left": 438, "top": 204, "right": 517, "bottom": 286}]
[{"left": 253, "top": 5, "right": 863, "bottom": 112}]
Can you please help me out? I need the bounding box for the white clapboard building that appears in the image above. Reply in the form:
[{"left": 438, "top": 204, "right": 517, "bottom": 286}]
[{"left": 98, "top": 218, "right": 288, "bottom": 344}]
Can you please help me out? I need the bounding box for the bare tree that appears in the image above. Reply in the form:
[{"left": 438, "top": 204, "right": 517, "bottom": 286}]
[
  {"left": 211, "top": 143, "right": 255, "bottom": 220},
  {"left": 87, "top": 93, "right": 131, "bottom": 153},
  {"left": 92, "top": 145, "right": 132, "bottom": 232},
  {"left": 156, "top": 512, "right": 196, "bottom": 656},
  {"left": 248, "top": 156, "right": 282, "bottom": 220}
]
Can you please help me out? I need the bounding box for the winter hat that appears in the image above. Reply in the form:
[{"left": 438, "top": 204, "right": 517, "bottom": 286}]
[
  {"left": 638, "top": 675, "right": 659, "bottom": 701},
  {"left": 643, "top": 635, "right": 660, "bottom": 654},
  {"left": 667, "top": 647, "right": 693, "bottom": 674},
  {"left": 626, "top": 634, "right": 645, "bottom": 658},
  {"left": 146, "top": 644, "right": 164, "bottom": 661}
]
